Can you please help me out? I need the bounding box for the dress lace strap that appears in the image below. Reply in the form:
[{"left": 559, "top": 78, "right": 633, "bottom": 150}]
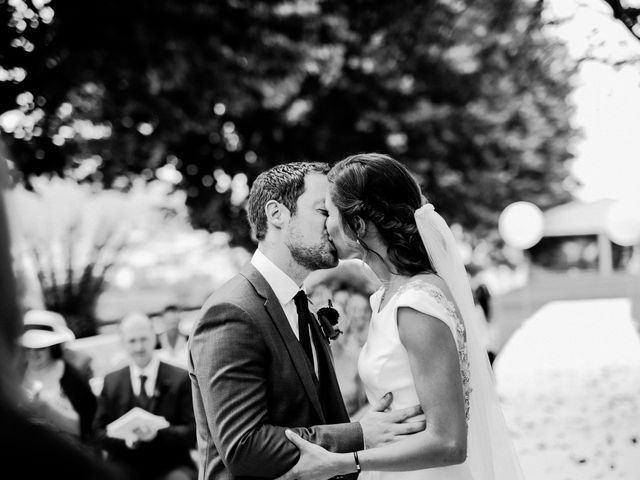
[{"left": 393, "top": 279, "right": 472, "bottom": 421}]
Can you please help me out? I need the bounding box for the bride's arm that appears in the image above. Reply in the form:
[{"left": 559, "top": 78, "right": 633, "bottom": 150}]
[
  {"left": 274, "top": 307, "right": 467, "bottom": 480},
  {"left": 356, "top": 306, "right": 467, "bottom": 471}
]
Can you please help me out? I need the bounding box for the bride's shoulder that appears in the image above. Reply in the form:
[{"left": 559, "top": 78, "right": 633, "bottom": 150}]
[{"left": 394, "top": 275, "right": 461, "bottom": 332}]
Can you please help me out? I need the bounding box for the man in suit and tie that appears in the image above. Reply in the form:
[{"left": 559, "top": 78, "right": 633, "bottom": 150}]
[
  {"left": 189, "top": 162, "right": 425, "bottom": 480},
  {"left": 94, "top": 313, "right": 197, "bottom": 480}
]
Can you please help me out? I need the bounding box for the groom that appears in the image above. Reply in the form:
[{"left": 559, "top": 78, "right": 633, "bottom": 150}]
[{"left": 188, "top": 162, "right": 424, "bottom": 480}]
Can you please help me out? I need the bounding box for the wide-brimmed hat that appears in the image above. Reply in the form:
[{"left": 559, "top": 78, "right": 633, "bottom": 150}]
[{"left": 21, "top": 310, "right": 75, "bottom": 349}]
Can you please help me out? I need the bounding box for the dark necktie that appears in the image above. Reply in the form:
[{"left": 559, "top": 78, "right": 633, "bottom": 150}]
[
  {"left": 293, "top": 290, "right": 314, "bottom": 367},
  {"left": 138, "top": 374, "right": 150, "bottom": 410}
]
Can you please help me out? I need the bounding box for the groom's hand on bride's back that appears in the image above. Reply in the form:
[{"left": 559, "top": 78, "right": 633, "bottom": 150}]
[{"left": 359, "top": 392, "right": 425, "bottom": 448}]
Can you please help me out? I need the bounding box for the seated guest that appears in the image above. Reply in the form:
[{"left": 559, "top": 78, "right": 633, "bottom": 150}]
[
  {"left": 343, "top": 291, "right": 372, "bottom": 348},
  {"left": 20, "top": 311, "right": 97, "bottom": 442},
  {"left": 466, "top": 264, "right": 499, "bottom": 366},
  {"left": 155, "top": 305, "right": 188, "bottom": 369},
  {"left": 331, "top": 287, "right": 351, "bottom": 317},
  {"left": 93, "top": 313, "right": 196, "bottom": 480},
  {"left": 23, "top": 310, "right": 94, "bottom": 380},
  {"left": 331, "top": 292, "right": 371, "bottom": 418}
]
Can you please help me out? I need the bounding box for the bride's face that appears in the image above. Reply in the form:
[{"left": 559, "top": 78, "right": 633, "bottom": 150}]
[{"left": 325, "top": 189, "right": 362, "bottom": 260}]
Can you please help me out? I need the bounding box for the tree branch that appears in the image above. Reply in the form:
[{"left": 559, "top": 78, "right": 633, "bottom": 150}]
[
  {"left": 601, "top": 0, "right": 640, "bottom": 40},
  {"left": 576, "top": 53, "right": 640, "bottom": 66}
]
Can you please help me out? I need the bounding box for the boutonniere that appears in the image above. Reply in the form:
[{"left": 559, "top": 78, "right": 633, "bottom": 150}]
[
  {"left": 153, "top": 381, "right": 168, "bottom": 399},
  {"left": 317, "top": 300, "right": 343, "bottom": 342}
]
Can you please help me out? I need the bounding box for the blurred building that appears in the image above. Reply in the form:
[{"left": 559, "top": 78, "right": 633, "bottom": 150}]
[{"left": 532, "top": 199, "right": 638, "bottom": 275}]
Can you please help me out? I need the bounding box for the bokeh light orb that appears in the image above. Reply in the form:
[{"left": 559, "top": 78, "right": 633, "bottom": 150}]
[
  {"left": 499, "top": 201, "right": 544, "bottom": 250},
  {"left": 605, "top": 199, "right": 640, "bottom": 246}
]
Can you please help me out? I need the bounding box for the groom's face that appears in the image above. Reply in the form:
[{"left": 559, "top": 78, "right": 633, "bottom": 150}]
[{"left": 284, "top": 173, "right": 338, "bottom": 271}]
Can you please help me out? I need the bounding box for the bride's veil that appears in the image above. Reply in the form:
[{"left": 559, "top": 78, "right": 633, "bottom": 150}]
[{"left": 414, "top": 204, "right": 525, "bottom": 480}]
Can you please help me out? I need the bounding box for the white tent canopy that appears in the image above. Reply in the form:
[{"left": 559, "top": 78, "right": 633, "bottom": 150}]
[{"left": 543, "top": 199, "right": 615, "bottom": 237}]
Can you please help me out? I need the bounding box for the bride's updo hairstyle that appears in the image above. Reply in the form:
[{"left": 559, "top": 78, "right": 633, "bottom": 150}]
[{"left": 328, "top": 153, "right": 434, "bottom": 276}]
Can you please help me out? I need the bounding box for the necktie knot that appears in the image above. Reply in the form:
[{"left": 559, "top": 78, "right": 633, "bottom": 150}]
[
  {"left": 293, "top": 290, "right": 310, "bottom": 314},
  {"left": 293, "top": 290, "right": 314, "bottom": 369}
]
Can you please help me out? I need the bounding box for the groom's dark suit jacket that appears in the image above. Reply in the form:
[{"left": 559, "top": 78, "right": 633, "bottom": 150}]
[{"left": 188, "top": 263, "right": 364, "bottom": 480}]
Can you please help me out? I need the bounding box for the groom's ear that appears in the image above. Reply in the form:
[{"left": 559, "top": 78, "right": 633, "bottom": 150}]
[{"left": 264, "top": 200, "right": 290, "bottom": 230}]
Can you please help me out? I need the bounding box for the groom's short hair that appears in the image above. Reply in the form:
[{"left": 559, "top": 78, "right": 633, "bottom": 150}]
[{"left": 246, "top": 162, "right": 330, "bottom": 242}]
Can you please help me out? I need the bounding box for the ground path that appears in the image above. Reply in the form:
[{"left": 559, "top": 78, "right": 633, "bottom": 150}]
[{"left": 495, "top": 297, "right": 640, "bottom": 479}]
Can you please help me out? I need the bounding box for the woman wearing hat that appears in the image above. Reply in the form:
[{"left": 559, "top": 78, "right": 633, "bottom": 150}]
[{"left": 20, "top": 310, "right": 97, "bottom": 442}]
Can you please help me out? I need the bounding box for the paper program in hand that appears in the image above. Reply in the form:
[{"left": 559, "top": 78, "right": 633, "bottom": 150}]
[{"left": 106, "top": 407, "right": 170, "bottom": 440}]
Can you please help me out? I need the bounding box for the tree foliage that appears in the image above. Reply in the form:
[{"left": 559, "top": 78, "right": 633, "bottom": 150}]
[
  {"left": 1, "top": 0, "right": 578, "bottom": 248},
  {"left": 7, "top": 176, "right": 188, "bottom": 336}
]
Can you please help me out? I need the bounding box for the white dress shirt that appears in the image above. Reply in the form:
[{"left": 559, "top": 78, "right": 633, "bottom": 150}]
[
  {"left": 251, "top": 249, "right": 319, "bottom": 375},
  {"left": 130, "top": 354, "right": 160, "bottom": 397}
]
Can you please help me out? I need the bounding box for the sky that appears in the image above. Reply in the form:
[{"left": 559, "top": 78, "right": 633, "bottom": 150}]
[{"left": 546, "top": 0, "right": 640, "bottom": 202}]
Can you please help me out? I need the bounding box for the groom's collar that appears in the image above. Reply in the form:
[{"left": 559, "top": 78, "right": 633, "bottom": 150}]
[{"left": 251, "top": 248, "right": 303, "bottom": 306}]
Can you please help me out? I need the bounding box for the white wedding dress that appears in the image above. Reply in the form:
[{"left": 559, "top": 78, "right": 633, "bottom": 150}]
[
  {"left": 356, "top": 203, "right": 525, "bottom": 480},
  {"left": 358, "top": 280, "right": 475, "bottom": 480}
]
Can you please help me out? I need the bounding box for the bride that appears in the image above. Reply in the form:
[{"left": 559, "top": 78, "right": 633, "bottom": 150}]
[{"left": 276, "top": 153, "right": 524, "bottom": 480}]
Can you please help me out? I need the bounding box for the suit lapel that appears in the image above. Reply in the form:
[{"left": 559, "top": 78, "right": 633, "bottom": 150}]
[
  {"left": 308, "top": 312, "right": 332, "bottom": 367},
  {"left": 241, "top": 263, "right": 325, "bottom": 421},
  {"left": 148, "top": 362, "right": 165, "bottom": 414},
  {"left": 120, "top": 366, "right": 136, "bottom": 411}
]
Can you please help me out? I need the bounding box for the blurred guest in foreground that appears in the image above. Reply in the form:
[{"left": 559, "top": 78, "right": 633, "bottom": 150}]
[
  {"left": 0, "top": 154, "right": 121, "bottom": 479},
  {"left": 93, "top": 312, "right": 196, "bottom": 480},
  {"left": 19, "top": 310, "right": 97, "bottom": 442}
]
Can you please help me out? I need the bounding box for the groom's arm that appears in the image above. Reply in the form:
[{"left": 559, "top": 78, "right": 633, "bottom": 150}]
[{"left": 190, "top": 302, "right": 363, "bottom": 478}]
